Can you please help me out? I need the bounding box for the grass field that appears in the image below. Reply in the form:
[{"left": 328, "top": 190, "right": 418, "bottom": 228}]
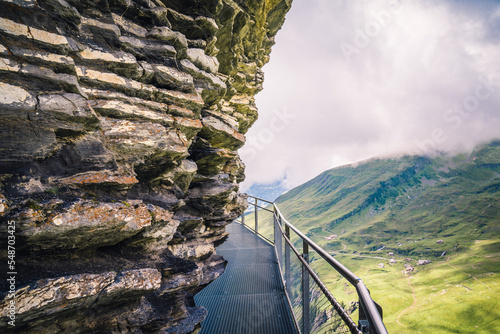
[{"left": 317, "top": 239, "right": 500, "bottom": 334}]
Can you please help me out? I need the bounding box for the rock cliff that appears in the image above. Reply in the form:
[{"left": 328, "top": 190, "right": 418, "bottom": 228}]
[{"left": 0, "top": 0, "right": 291, "bottom": 332}]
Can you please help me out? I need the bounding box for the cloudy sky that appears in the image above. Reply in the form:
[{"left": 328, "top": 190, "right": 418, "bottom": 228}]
[{"left": 239, "top": 0, "right": 500, "bottom": 193}]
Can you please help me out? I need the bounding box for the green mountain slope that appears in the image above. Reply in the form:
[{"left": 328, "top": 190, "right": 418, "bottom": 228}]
[{"left": 272, "top": 140, "right": 500, "bottom": 333}]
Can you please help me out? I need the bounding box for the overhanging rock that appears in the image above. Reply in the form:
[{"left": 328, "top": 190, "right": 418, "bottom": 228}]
[{"left": 0, "top": 0, "right": 292, "bottom": 332}]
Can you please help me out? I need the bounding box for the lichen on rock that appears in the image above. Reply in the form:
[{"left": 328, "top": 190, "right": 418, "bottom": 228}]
[{"left": 0, "top": 0, "right": 291, "bottom": 332}]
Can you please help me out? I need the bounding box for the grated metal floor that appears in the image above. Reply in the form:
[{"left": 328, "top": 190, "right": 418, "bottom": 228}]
[{"left": 195, "top": 222, "right": 298, "bottom": 334}]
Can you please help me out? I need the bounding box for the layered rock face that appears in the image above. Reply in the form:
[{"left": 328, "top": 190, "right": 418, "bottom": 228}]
[{"left": 0, "top": 0, "right": 290, "bottom": 332}]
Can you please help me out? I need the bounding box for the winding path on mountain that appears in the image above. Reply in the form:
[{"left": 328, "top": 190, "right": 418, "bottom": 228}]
[{"left": 397, "top": 277, "right": 417, "bottom": 327}]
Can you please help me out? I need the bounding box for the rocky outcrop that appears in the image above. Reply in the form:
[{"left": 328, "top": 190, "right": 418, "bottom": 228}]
[{"left": 0, "top": 0, "right": 291, "bottom": 332}]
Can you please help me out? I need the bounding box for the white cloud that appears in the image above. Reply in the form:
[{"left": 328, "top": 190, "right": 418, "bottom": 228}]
[{"left": 240, "top": 0, "right": 500, "bottom": 193}]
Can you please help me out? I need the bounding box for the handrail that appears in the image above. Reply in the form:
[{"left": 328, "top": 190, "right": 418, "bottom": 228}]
[
  {"left": 250, "top": 196, "right": 274, "bottom": 205},
  {"left": 273, "top": 203, "right": 361, "bottom": 286},
  {"left": 244, "top": 195, "right": 389, "bottom": 334},
  {"left": 276, "top": 214, "right": 360, "bottom": 334}
]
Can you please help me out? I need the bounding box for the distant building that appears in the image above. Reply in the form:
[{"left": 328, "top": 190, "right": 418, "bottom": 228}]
[
  {"left": 417, "top": 260, "right": 431, "bottom": 265},
  {"left": 326, "top": 234, "right": 338, "bottom": 240},
  {"left": 389, "top": 259, "right": 397, "bottom": 265},
  {"left": 388, "top": 252, "right": 394, "bottom": 256},
  {"left": 378, "top": 263, "right": 385, "bottom": 268},
  {"left": 437, "top": 240, "right": 444, "bottom": 244},
  {"left": 404, "top": 258, "right": 412, "bottom": 262},
  {"left": 403, "top": 265, "right": 414, "bottom": 275}
]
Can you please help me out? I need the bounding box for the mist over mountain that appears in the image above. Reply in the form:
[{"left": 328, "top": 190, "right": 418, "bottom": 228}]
[
  {"left": 245, "top": 179, "right": 289, "bottom": 202},
  {"left": 241, "top": 0, "right": 500, "bottom": 192}
]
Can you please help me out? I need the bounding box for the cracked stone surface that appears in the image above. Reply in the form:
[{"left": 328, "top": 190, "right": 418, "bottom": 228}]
[{"left": 0, "top": 0, "right": 292, "bottom": 332}]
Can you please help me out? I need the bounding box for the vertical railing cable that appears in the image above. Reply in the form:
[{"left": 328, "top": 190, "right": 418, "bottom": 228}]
[
  {"left": 302, "top": 241, "right": 310, "bottom": 334},
  {"left": 275, "top": 218, "right": 361, "bottom": 334},
  {"left": 254, "top": 197, "right": 258, "bottom": 235}
]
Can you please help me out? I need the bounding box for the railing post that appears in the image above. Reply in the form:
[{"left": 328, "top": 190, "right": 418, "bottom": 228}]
[
  {"left": 276, "top": 213, "right": 283, "bottom": 267},
  {"left": 302, "top": 241, "right": 310, "bottom": 334},
  {"left": 358, "top": 285, "right": 368, "bottom": 333},
  {"left": 241, "top": 210, "right": 245, "bottom": 226},
  {"left": 273, "top": 211, "right": 278, "bottom": 249},
  {"left": 273, "top": 211, "right": 279, "bottom": 249},
  {"left": 285, "top": 224, "right": 291, "bottom": 298},
  {"left": 357, "top": 283, "right": 384, "bottom": 334},
  {"left": 358, "top": 307, "right": 370, "bottom": 334},
  {"left": 254, "top": 197, "right": 258, "bottom": 234}
]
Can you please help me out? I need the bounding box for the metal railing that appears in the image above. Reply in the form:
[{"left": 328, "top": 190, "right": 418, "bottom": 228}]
[{"left": 237, "top": 195, "right": 388, "bottom": 334}]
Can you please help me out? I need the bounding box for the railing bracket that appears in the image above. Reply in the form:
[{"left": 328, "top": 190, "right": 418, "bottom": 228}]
[{"left": 358, "top": 320, "right": 370, "bottom": 333}]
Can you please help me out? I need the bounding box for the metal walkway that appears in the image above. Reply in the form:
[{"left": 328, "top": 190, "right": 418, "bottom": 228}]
[{"left": 195, "top": 222, "right": 298, "bottom": 334}]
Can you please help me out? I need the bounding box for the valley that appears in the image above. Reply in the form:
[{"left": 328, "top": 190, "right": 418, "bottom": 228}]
[{"left": 246, "top": 140, "right": 500, "bottom": 333}]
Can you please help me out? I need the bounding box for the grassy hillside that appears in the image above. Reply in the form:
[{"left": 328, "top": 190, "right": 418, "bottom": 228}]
[{"left": 248, "top": 140, "right": 500, "bottom": 333}]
